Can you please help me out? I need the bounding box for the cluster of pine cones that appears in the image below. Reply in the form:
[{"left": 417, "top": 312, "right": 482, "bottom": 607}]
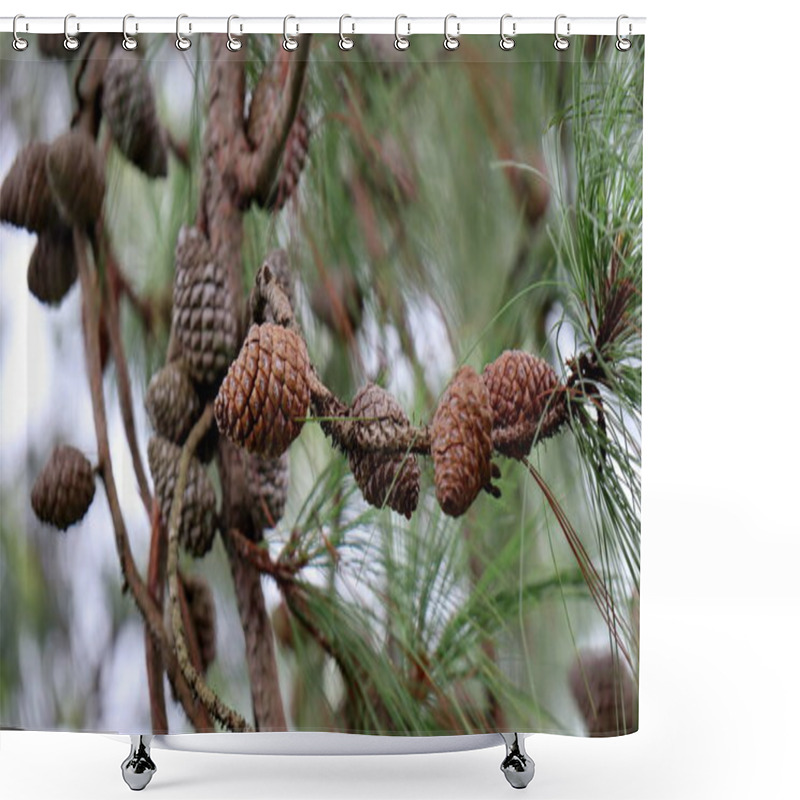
[
  {"left": 146, "top": 233, "right": 296, "bottom": 556},
  {"left": 0, "top": 46, "right": 168, "bottom": 306},
  {"left": 214, "top": 309, "right": 564, "bottom": 520}
]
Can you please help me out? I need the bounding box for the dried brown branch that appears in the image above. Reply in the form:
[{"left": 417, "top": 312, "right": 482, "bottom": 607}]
[
  {"left": 165, "top": 404, "right": 252, "bottom": 732},
  {"left": 228, "top": 527, "right": 308, "bottom": 582},
  {"left": 73, "top": 226, "right": 207, "bottom": 731},
  {"left": 100, "top": 232, "right": 153, "bottom": 516},
  {"left": 144, "top": 502, "right": 168, "bottom": 734}
]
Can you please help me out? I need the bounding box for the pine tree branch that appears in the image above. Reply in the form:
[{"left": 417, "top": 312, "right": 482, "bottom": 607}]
[
  {"left": 99, "top": 232, "right": 153, "bottom": 517},
  {"left": 165, "top": 404, "right": 252, "bottom": 732},
  {"left": 73, "top": 226, "right": 207, "bottom": 731},
  {"left": 144, "top": 503, "right": 168, "bottom": 734}
]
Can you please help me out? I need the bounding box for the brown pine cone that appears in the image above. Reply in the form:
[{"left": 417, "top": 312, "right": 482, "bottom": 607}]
[
  {"left": 27, "top": 229, "right": 77, "bottom": 306},
  {"left": 182, "top": 573, "right": 216, "bottom": 672},
  {"left": 102, "top": 49, "right": 168, "bottom": 178},
  {"left": 347, "top": 383, "right": 420, "bottom": 519},
  {"left": 31, "top": 445, "right": 96, "bottom": 530},
  {"left": 267, "top": 105, "right": 309, "bottom": 211},
  {"left": 145, "top": 361, "right": 201, "bottom": 444},
  {"left": 245, "top": 451, "right": 290, "bottom": 532},
  {"left": 568, "top": 650, "right": 638, "bottom": 736},
  {"left": 172, "top": 226, "right": 238, "bottom": 386},
  {"left": 214, "top": 323, "right": 311, "bottom": 458},
  {"left": 431, "top": 366, "right": 495, "bottom": 517},
  {"left": 246, "top": 71, "right": 310, "bottom": 210},
  {"left": 45, "top": 131, "right": 105, "bottom": 228},
  {"left": 147, "top": 436, "right": 217, "bottom": 558},
  {"left": 482, "top": 350, "right": 561, "bottom": 459},
  {"left": 0, "top": 142, "right": 62, "bottom": 233}
]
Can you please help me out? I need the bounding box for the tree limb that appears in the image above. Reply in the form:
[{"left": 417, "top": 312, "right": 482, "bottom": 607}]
[{"left": 165, "top": 405, "right": 252, "bottom": 732}]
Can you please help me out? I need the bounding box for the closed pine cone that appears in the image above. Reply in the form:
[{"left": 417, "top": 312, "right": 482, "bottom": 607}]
[
  {"left": 482, "top": 349, "right": 560, "bottom": 459},
  {"left": 431, "top": 366, "right": 494, "bottom": 517},
  {"left": 348, "top": 383, "right": 420, "bottom": 519},
  {"left": 214, "top": 323, "right": 310, "bottom": 458},
  {"left": 27, "top": 229, "right": 77, "bottom": 306},
  {"left": 245, "top": 450, "right": 290, "bottom": 532},
  {"left": 0, "top": 142, "right": 62, "bottom": 233},
  {"left": 31, "top": 445, "right": 96, "bottom": 530},
  {"left": 147, "top": 436, "right": 217, "bottom": 558},
  {"left": 267, "top": 105, "right": 309, "bottom": 211},
  {"left": 246, "top": 73, "right": 310, "bottom": 210},
  {"left": 45, "top": 130, "right": 105, "bottom": 227},
  {"left": 172, "top": 226, "right": 238, "bottom": 386},
  {"left": 102, "top": 49, "right": 168, "bottom": 178},
  {"left": 182, "top": 573, "right": 216, "bottom": 672},
  {"left": 145, "top": 361, "right": 201, "bottom": 444},
  {"left": 568, "top": 650, "right": 638, "bottom": 736}
]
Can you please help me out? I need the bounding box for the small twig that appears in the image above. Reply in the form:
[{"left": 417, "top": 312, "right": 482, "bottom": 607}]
[
  {"left": 99, "top": 231, "right": 153, "bottom": 516},
  {"left": 166, "top": 405, "right": 253, "bottom": 732},
  {"left": 144, "top": 501, "right": 168, "bottom": 734},
  {"left": 175, "top": 572, "right": 215, "bottom": 731},
  {"left": 228, "top": 527, "right": 308, "bottom": 581}
]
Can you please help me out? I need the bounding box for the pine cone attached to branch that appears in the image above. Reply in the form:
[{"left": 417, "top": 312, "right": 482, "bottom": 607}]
[
  {"left": 145, "top": 360, "right": 201, "bottom": 444},
  {"left": 45, "top": 130, "right": 105, "bottom": 227},
  {"left": 102, "top": 49, "right": 168, "bottom": 178},
  {"left": 431, "top": 366, "right": 497, "bottom": 517},
  {"left": 172, "top": 226, "right": 238, "bottom": 386},
  {"left": 182, "top": 573, "right": 217, "bottom": 672},
  {"left": 267, "top": 105, "right": 309, "bottom": 212},
  {"left": 246, "top": 75, "right": 310, "bottom": 211},
  {"left": 482, "top": 349, "right": 561, "bottom": 459},
  {"left": 348, "top": 383, "right": 420, "bottom": 519},
  {"left": 245, "top": 451, "right": 290, "bottom": 532},
  {"left": 0, "top": 142, "right": 62, "bottom": 233},
  {"left": 215, "top": 323, "right": 311, "bottom": 458},
  {"left": 31, "top": 445, "right": 96, "bottom": 530},
  {"left": 568, "top": 650, "right": 638, "bottom": 736},
  {"left": 147, "top": 436, "right": 217, "bottom": 558},
  {"left": 27, "top": 229, "right": 78, "bottom": 306}
]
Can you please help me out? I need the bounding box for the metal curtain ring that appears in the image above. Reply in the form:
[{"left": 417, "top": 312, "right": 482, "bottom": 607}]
[
  {"left": 227, "top": 15, "right": 242, "bottom": 51},
  {"left": 12, "top": 14, "right": 29, "bottom": 51},
  {"left": 394, "top": 14, "right": 410, "bottom": 51},
  {"left": 339, "top": 14, "right": 354, "bottom": 51},
  {"left": 64, "top": 13, "right": 80, "bottom": 51},
  {"left": 499, "top": 14, "right": 515, "bottom": 51},
  {"left": 175, "top": 14, "right": 191, "bottom": 51},
  {"left": 553, "top": 14, "right": 570, "bottom": 51},
  {"left": 283, "top": 15, "right": 299, "bottom": 51},
  {"left": 443, "top": 14, "right": 460, "bottom": 51},
  {"left": 122, "top": 14, "right": 138, "bottom": 50},
  {"left": 616, "top": 15, "right": 632, "bottom": 51}
]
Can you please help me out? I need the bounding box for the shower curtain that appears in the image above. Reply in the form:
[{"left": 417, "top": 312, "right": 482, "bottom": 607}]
[{"left": 0, "top": 29, "right": 643, "bottom": 740}]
